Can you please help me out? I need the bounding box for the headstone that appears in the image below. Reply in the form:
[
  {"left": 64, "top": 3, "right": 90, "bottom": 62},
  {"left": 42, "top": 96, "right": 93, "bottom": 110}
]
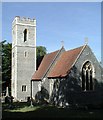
[{"left": 6, "top": 87, "right": 9, "bottom": 96}]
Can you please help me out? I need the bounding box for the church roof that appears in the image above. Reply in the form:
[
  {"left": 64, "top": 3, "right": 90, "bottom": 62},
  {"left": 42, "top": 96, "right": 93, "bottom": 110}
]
[
  {"left": 48, "top": 45, "right": 85, "bottom": 78},
  {"left": 32, "top": 47, "right": 65, "bottom": 81},
  {"left": 32, "top": 45, "right": 86, "bottom": 80}
]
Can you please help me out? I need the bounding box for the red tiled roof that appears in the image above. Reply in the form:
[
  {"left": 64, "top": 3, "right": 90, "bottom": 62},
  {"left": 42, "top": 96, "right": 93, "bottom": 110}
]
[
  {"left": 32, "top": 50, "right": 60, "bottom": 80},
  {"left": 48, "top": 46, "right": 85, "bottom": 78},
  {"left": 32, "top": 45, "right": 85, "bottom": 80}
]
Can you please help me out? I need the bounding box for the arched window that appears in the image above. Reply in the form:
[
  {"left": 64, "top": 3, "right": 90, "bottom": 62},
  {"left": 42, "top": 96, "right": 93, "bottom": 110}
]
[
  {"left": 82, "top": 61, "right": 93, "bottom": 91},
  {"left": 24, "top": 29, "right": 27, "bottom": 42}
]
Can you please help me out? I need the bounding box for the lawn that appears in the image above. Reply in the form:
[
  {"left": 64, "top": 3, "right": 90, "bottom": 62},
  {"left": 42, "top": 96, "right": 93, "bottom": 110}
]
[{"left": 2, "top": 102, "right": 103, "bottom": 120}]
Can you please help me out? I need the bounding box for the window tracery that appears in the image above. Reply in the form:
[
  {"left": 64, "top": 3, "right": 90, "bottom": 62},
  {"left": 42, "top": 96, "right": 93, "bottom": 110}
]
[{"left": 82, "top": 61, "right": 93, "bottom": 91}]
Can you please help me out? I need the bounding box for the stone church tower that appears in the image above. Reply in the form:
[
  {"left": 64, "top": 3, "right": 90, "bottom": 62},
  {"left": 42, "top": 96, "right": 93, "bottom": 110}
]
[{"left": 11, "top": 16, "right": 36, "bottom": 101}]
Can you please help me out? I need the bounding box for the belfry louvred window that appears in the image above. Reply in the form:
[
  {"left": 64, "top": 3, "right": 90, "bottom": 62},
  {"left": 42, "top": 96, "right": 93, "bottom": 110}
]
[
  {"left": 82, "top": 61, "right": 93, "bottom": 91},
  {"left": 24, "top": 29, "right": 27, "bottom": 42}
]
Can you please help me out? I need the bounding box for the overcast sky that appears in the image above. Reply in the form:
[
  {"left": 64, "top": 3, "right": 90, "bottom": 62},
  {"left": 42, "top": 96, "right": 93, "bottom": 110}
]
[{"left": 2, "top": 2, "right": 101, "bottom": 61}]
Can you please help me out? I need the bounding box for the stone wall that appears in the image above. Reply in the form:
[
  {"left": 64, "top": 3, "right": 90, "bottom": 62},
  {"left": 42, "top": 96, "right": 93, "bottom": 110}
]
[
  {"left": 32, "top": 81, "right": 41, "bottom": 100},
  {"left": 12, "top": 16, "right": 36, "bottom": 101},
  {"left": 49, "top": 45, "right": 103, "bottom": 107}
]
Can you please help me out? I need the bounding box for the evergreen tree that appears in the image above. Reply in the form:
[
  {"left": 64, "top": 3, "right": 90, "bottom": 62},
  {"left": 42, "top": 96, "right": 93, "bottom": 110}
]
[
  {"left": 36, "top": 46, "right": 47, "bottom": 70},
  {"left": 1, "top": 40, "right": 12, "bottom": 95}
]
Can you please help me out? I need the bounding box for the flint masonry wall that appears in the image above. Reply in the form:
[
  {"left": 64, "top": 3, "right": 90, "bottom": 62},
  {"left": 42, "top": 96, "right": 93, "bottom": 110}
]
[
  {"left": 12, "top": 16, "right": 36, "bottom": 101},
  {"left": 50, "top": 45, "right": 103, "bottom": 107}
]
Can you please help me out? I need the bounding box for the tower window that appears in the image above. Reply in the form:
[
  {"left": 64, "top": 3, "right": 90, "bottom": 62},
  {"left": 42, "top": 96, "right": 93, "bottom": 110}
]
[
  {"left": 24, "top": 29, "right": 27, "bottom": 42},
  {"left": 82, "top": 61, "right": 93, "bottom": 91},
  {"left": 22, "top": 85, "right": 27, "bottom": 92},
  {"left": 24, "top": 51, "right": 27, "bottom": 57},
  {"left": 24, "top": 51, "right": 28, "bottom": 57}
]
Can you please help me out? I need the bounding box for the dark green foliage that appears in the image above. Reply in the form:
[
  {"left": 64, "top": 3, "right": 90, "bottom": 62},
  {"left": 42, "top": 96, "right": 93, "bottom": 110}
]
[
  {"left": 36, "top": 46, "right": 47, "bottom": 70},
  {"left": 1, "top": 40, "right": 12, "bottom": 95}
]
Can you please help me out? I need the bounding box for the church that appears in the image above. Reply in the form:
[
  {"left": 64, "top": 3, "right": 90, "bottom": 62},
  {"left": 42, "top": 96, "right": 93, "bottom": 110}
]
[{"left": 11, "top": 16, "right": 103, "bottom": 107}]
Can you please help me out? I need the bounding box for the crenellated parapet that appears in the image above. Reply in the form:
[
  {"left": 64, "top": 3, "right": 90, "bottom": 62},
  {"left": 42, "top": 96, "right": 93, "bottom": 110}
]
[{"left": 12, "top": 16, "right": 36, "bottom": 28}]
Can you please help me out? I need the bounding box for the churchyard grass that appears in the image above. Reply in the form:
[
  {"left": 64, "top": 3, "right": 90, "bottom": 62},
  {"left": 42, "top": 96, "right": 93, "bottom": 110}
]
[{"left": 2, "top": 102, "right": 103, "bottom": 119}]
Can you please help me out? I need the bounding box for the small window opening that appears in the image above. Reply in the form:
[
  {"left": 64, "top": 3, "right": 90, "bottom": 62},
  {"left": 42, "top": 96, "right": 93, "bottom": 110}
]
[
  {"left": 24, "top": 29, "right": 27, "bottom": 42},
  {"left": 24, "top": 51, "right": 27, "bottom": 57},
  {"left": 22, "top": 85, "right": 27, "bottom": 92},
  {"left": 24, "top": 51, "right": 28, "bottom": 57}
]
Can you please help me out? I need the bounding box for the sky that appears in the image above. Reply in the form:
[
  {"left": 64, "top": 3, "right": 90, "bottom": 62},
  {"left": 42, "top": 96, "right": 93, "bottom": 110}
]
[{"left": 2, "top": 2, "right": 101, "bottom": 61}]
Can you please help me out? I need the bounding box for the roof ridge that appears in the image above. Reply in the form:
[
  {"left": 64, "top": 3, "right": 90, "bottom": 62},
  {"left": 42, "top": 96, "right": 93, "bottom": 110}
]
[
  {"left": 47, "top": 49, "right": 61, "bottom": 55},
  {"left": 66, "top": 45, "right": 85, "bottom": 52},
  {"left": 41, "top": 47, "right": 65, "bottom": 80},
  {"left": 36, "top": 49, "right": 60, "bottom": 71}
]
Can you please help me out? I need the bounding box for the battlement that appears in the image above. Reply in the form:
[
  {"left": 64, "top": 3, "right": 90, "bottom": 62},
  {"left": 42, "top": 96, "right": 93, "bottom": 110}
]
[
  {"left": 15, "top": 16, "right": 36, "bottom": 22},
  {"left": 12, "top": 16, "right": 36, "bottom": 28}
]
